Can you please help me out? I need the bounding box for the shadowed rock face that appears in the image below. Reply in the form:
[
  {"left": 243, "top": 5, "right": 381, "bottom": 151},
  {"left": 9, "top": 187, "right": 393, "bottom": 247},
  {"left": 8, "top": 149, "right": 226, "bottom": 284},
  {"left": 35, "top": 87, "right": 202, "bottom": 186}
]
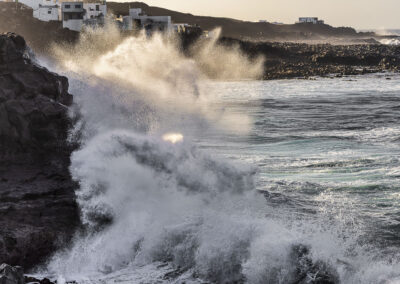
[
  {"left": 0, "top": 32, "right": 73, "bottom": 153},
  {"left": 0, "top": 263, "right": 24, "bottom": 284},
  {"left": 0, "top": 32, "right": 79, "bottom": 270}
]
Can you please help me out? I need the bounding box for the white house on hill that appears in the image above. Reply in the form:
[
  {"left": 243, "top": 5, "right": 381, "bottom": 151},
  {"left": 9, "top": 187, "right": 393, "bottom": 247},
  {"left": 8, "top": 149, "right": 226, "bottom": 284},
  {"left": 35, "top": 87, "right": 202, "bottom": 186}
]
[
  {"left": 62, "top": 1, "right": 107, "bottom": 32},
  {"left": 33, "top": 5, "right": 59, "bottom": 21},
  {"left": 62, "top": 1, "right": 84, "bottom": 31},
  {"left": 84, "top": 2, "right": 106, "bottom": 20},
  {"left": 122, "top": 8, "right": 172, "bottom": 34},
  {"left": 298, "top": 17, "right": 324, "bottom": 24},
  {"left": 0, "top": 0, "right": 61, "bottom": 21},
  {"left": 33, "top": 0, "right": 59, "bottom": 21},
  {"left": 18, "top": 0, "right": 42, "bottom": 10}
]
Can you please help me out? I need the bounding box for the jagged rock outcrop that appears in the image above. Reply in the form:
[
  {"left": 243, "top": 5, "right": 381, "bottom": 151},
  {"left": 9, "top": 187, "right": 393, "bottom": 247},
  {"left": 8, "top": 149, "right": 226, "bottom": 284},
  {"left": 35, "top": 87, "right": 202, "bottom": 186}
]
[
  {"left": 217, "top": 38, "right": 400, "bottom": 79},
  {"left": 0, "top": 263, "right": 24, "bottom": 284},
  {"left": 0, "top": 33, "right": 79, "bottom": 270},
  {"left": 0, "top": 32, "right": 73, "bottom": 153}
]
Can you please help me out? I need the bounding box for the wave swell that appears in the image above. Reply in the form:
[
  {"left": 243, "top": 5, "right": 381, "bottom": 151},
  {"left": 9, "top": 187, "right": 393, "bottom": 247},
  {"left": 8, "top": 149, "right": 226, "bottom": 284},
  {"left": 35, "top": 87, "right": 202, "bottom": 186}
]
[{"left": 39, "top": 26, "right": 400, "bottom": 284}]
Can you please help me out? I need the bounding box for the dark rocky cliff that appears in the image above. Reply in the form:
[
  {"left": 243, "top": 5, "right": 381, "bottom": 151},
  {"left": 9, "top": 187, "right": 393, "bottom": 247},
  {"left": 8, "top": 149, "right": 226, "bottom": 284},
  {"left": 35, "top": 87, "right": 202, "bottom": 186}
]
[
  {"left": 216, "top": 38, "right": 400, "bottom": 79},
  {"left": 0, "top": 33, "right": 79, "bottom": 270}
]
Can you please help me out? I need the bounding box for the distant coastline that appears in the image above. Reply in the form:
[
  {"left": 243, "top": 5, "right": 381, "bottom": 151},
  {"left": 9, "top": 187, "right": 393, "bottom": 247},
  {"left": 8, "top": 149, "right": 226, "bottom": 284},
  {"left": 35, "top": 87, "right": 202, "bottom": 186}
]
[
  {"left": 2, "top": 1, "right": 396, "bottom": 44},
  {"left": 2, "top": 1, "right": 400, "bottom": 80}
]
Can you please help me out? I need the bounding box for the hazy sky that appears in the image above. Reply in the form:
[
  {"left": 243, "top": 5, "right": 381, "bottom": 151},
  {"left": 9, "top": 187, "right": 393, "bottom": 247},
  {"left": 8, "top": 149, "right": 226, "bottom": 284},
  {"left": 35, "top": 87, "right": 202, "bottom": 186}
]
[{"left": 124, "top": 0, "right": 399, "bottom": 30}]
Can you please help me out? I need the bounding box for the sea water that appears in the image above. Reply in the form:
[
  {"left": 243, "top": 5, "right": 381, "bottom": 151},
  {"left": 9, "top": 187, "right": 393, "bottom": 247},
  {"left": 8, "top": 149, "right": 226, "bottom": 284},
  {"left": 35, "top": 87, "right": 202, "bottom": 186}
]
[{"left": 36, "top": 31, "right": 400, "bottom": 283}]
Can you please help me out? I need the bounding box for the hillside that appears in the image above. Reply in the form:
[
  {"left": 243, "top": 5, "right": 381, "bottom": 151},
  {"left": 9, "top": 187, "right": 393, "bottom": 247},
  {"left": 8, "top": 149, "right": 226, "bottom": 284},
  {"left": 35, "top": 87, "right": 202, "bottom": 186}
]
[
  {"left": 0, "top": 1, "right": 377, "bottom": 51},
  {"left": 107, "top": 1, "right": 375, "bottom": 40},
  {"left": 0, "top": 3, "right": 78, "bottom": 53}
]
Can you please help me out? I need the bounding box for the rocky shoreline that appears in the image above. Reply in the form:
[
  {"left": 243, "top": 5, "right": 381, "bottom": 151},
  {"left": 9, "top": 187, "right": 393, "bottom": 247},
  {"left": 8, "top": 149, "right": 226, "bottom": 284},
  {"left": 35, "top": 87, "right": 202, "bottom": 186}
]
[
  {"left": 0, "top": 263, "right": 63, "bottom": 283},
  {"left": 2, "top": 1, "right": 400, "bottom": 82},
  {"left": 217, "top": 38, "right": 400, "bottom": 80},
  {"left": 0, "top": 32, "right": 79, "bottom": 275},
  {"left": 0, "top": 25, "right": 400, "bottom": 282}
]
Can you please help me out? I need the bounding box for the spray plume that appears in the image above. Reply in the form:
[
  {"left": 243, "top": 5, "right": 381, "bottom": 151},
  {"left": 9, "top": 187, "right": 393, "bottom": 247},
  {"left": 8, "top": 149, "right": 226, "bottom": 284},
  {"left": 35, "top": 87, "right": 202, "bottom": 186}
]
[{"left": 38, "top": 24, "right": 400, "bottom": 284}]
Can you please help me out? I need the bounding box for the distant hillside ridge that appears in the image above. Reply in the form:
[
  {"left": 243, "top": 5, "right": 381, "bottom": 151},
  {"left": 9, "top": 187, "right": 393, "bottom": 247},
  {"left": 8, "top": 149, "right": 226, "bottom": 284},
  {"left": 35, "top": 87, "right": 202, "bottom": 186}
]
[
  {"left": 107, "top": 1, "right": 375, "bottom": 40},
  {"left": 0, "top": 1, "right": 379, "bottom": 54},
  {"left": 0, "top": 2, "right": 78, "bottom": 53}
]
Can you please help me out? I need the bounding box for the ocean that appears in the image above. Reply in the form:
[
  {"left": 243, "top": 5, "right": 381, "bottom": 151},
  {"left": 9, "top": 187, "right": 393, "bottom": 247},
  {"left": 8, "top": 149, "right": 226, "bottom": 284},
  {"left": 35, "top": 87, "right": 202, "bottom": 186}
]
[{"left": 36, "top": 32, "right": 400, "bottom": 283}]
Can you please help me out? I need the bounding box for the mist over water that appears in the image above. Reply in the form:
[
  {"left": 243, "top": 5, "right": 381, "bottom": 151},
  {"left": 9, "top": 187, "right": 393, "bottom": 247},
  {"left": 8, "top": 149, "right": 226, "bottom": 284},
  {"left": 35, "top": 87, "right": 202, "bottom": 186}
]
[
  {"left": 380, "top": 38, "right": 400, "bottom": 46},
  {"left": 38, "top": 27, "right": 400, "bottom": 283},
  {"left": 45, "top": 27, "right": 269, "bottom": 282}
]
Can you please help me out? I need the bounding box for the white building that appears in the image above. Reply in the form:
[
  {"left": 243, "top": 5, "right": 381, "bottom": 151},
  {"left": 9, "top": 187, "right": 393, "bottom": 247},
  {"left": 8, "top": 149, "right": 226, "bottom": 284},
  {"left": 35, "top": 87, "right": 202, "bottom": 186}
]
[
  {"left": 33, "top": 4, "right": 59, "bottom": 21},
  {"left": 298, "top": 17, "right": 324, "bottom": 24},
  {"left": 62, "top": 1, "right": 106, "bottom": 31},
  {"left": 18, "top": 0, "right": 42, "bottom": 10},
  {"left": 33, "top": 0, "right": 59, "bottom": 22},
  {"left": 173, "top": 23, "right": 188, "bottom": 33},
  {"left": 62, "top": 1, "right": 84, "bottom": 31},
  {"left": 2, "top": 0, "right": 107, "bottom": 28},
  {"left": 83, "top": 2, "right": 106, "bottom": 20},
  {"left": 122, "top": 8, "right": 172, "bottom": 34},
  {"left": 82, "top": 2, "right": 106, "bottom": 28},
  {"left": 12, "top": 0, "right": 61, "bottom": 22},
  {"left": 129, "top": 7, "right": 141, "bottom": 18}
]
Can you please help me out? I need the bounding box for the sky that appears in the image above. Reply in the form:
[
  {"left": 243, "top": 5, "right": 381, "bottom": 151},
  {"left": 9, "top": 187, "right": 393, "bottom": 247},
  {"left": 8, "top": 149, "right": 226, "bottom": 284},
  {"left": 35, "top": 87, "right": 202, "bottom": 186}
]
[{"left": 122, "top": 0, "right": 400, "bottom": 30}]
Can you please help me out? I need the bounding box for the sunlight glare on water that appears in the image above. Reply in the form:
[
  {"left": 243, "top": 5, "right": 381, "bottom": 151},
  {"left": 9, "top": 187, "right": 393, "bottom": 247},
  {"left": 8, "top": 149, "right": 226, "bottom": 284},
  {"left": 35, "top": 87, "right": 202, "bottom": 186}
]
[{"left": 162, "top": 132, "right": 184, "bottom": 144}]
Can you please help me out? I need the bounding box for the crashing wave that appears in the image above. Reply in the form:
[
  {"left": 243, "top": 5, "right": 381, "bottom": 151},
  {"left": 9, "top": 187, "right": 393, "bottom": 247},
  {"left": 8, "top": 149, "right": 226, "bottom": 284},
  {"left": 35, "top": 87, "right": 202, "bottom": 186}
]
[
  {"left": 380, "top": 38, "right": 400, "bottom": 46},
  {"left": 37, "top": 26, "right": 400, "bottom": 284}
]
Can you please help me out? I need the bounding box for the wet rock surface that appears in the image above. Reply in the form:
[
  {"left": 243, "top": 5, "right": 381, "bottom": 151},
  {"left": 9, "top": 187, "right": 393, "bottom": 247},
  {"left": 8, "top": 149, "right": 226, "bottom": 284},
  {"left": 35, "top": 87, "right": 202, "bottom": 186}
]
[
  {"left": 0, "top": 264, "right": 24, "bottom": 284},
  {"left": 290, "top": 245, "right": 338, "bottom": 284},
  {"left": 24, "top": 276, "right": 56, "bottom": 284},
  {"left": 219, "top": 38, "right": 400, "bottom": 79},
  {"left": 0, "top": 33, "right": 79, "bottom": 270}
]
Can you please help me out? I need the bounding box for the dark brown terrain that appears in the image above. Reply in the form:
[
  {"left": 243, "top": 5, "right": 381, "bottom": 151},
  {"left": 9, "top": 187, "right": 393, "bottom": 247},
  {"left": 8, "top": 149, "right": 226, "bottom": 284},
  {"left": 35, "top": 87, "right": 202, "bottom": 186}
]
[
  {"left": 2, "top": 2, "right": 400, "bottom": 81},
  {"left": 0, "top": 1, "right": 377, "bottom": 48},
  {"left": 0, "top": 32, "right": 79, "bottom": 270},
  {"left": 0, "top": 3, "right": 78, "bottom": 53},
  {"left": 107, "top": 2, "right": 375, "bottom": 41},
  {"left": 216, "top": 38, "right": 400, "bottom": 79}
]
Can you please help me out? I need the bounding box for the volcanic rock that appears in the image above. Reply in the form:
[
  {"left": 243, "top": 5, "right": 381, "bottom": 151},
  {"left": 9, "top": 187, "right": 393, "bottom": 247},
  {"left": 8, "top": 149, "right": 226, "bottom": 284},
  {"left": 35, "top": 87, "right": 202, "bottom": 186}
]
[
  {"left": 0, "top": 264, "right": 24, "bottom": 284},
  {"left": 217, "top": 38, "right": 400, "bottom": 80},
  {"left": 0, "top": 33, "right": 79, "bottom": 270}
]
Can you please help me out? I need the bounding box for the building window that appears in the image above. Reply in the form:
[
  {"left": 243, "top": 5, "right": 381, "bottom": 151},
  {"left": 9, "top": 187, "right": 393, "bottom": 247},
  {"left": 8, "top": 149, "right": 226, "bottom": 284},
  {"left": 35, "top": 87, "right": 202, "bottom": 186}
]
[
  {"left": 96, "top": 4, "right": 99, "bottom": 11},
  {"left": 75, "top": 4, "right": 81, "bottom": 8},
  {"left": 48, "top": 10, "right": 51, "bottom": 14},
  {"left": 65, "top": 4, "right": 70, "bottom": 8}
]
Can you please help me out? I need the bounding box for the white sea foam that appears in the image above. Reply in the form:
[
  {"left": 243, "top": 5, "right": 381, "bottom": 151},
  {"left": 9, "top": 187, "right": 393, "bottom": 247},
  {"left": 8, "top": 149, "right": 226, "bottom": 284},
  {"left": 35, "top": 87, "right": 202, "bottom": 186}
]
[
  {"left": 380, "top": 38, "right": 400, "bottom": 46},
  {"left": 40, "top": 27, "right": 400, "bottom": 283}
]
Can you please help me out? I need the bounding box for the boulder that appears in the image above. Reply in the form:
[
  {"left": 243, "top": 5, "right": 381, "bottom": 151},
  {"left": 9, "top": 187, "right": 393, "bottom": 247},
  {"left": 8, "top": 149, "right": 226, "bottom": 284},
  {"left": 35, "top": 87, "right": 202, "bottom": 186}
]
[
  {"left": 0, "top": 32, "right": 73, "bottom": 154},
  {"left": 25, "top": 276, "right": 55, "bottom": 284},
  {"left": 0, "top": 264, "right": 24, "bottom": 284}
]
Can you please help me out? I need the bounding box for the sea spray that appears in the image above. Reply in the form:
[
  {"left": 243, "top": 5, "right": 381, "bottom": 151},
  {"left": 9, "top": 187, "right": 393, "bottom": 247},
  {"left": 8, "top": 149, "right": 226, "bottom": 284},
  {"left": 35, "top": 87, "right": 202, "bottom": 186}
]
[
  {"left": 189, "top": 28, "right": 264, "bottom": 80},
  {"left": 48, "top": 130, "right": 262, "bottom": 280},
  {"left": 40, "top": 27, "right": 400, "bottom": 284},
  {"left": 51, "top": 26, "right": 257, "bottom": 138},
  {"left": 380, "top": 38, "right": 400, "bottom": 46},
  {"left": 45, "top": 26, "right": 268, "bottom": 282}
]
